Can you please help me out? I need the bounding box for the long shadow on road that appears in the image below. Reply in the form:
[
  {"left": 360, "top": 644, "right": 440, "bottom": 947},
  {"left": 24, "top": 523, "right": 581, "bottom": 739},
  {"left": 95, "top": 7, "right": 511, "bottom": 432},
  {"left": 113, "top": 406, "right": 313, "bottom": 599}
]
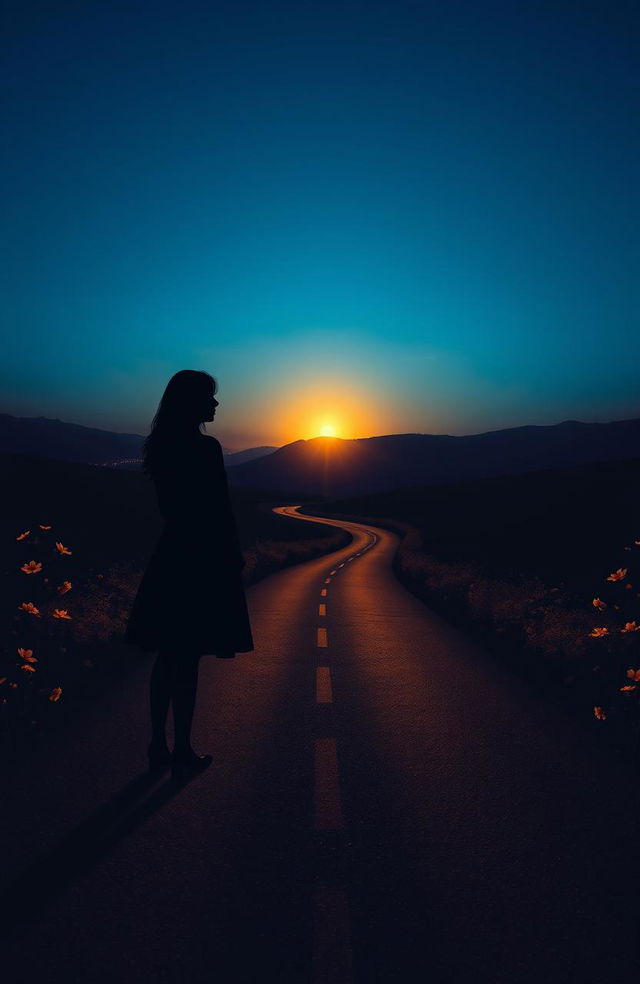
[{"left": 0, "top": 771, "right": 182, "bottom": 934}]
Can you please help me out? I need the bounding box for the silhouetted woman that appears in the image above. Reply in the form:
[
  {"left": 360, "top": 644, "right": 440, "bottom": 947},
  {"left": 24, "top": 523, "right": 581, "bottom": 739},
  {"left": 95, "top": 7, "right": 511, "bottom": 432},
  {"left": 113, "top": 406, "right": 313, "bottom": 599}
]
[{"left": 124, "top": 370, "right": 254, "bottom": 781}]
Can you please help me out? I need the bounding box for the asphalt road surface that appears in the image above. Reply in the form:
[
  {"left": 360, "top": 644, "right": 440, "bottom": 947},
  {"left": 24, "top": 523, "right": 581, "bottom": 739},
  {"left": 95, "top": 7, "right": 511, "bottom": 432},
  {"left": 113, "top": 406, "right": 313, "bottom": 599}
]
[{"left": 2, "top": 505, "right": 639, "bottom": 983}]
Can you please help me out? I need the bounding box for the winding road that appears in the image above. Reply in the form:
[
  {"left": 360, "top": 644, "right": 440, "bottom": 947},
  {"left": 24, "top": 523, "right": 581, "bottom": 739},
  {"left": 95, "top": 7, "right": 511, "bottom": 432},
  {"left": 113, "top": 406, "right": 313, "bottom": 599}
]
[{"left": 2, "top": 505, "right": 639, "bottom": 983}]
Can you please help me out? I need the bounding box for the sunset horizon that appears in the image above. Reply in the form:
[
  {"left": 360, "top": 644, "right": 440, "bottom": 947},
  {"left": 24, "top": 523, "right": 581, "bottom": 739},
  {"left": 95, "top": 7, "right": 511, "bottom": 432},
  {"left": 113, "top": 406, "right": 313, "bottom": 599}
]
[
  {"left": 3, "top": 0, "right": 638, "bottom": 454},
  {"left": 3, "top": 3, "right": 639, "bottom": 979},
  {"left": 3, "top": 403, "right": 640, "bottom": 455}
]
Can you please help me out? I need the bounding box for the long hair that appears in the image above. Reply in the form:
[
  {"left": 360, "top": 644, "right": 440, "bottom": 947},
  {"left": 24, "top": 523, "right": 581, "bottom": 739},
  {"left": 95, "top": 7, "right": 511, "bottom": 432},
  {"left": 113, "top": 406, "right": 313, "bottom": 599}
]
[{"left": 142, "top": 370, "right": 217, "bottom": 480}]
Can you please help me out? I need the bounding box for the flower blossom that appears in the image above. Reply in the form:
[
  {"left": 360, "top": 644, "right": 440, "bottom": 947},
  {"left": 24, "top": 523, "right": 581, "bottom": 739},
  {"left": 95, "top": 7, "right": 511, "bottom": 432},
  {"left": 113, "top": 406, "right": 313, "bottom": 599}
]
[
  {"left": 20, "top": 560, "right": 42, "bottom": 574},
  {"left": 17, "top": 648, "right": 37, "bottom": 662},
  {"left": 607, "top": 568, "right": 627, "bottom": 582},
  {"left": 621, "top": 621, "right": 640, "bottom": 633},
  {"left": 18, "top": 602, "right": 40, "bottom": 616}
]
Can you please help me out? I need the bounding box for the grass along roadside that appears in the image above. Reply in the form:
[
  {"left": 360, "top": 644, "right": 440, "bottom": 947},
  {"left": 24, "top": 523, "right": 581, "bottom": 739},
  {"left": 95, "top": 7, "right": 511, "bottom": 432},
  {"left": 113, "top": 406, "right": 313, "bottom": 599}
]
[
  {"left": 2, "top": 521, "right": 351, "bottom": 749},
  {"left": 1, "top": 448, "right": 352, "bottom": 745},
  {"left": 301, "top": 502, "right": 640, "bottom": 764}
]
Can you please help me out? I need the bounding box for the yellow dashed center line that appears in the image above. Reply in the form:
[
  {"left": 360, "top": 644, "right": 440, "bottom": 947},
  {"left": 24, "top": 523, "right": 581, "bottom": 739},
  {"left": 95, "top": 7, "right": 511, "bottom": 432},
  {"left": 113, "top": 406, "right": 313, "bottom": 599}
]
[
  {"left": 312, "top": 883, "right": 353, "bottom": 983},
  {"left": 316, "top": 666, "right": 333, "bottom": 703},
  {"left": 280, "top": 505, "right": 368, "bottom": 976},
  {"left": 283, "top": 519, "right": 362, "bottom": 980},
  {"left": 313, "top": 737, "right": 343, "bottom": 830}
]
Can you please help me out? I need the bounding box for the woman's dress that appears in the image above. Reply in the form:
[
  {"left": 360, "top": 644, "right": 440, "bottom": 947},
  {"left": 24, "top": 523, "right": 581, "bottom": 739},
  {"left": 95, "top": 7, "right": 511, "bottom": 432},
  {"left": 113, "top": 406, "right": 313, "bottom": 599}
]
[{"left": 124, "top": 433, "right": 254, "bottom": 656}]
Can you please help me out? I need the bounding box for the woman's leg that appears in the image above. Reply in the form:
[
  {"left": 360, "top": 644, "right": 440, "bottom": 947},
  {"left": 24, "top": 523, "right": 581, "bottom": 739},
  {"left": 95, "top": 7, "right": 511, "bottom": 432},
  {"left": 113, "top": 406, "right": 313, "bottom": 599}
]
[
  {"left": 149, "top": 649, "right": 178, "bottom": 750},
  {"left": 171, "top": 651, "right": 202, "bottom": 755}
]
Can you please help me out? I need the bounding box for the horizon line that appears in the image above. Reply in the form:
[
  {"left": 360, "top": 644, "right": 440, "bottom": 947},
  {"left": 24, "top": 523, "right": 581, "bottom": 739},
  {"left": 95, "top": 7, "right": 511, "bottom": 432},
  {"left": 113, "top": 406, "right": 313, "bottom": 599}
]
[{"left": 2, "top": 409, "right": 640, "bottom": 453}]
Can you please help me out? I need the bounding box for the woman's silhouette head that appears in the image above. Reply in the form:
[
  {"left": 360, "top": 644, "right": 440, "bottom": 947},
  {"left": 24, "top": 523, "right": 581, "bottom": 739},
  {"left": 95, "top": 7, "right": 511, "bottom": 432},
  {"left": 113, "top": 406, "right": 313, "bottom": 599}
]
[{"left": 142, "top": 370, "right": 218, "bottom": 478}]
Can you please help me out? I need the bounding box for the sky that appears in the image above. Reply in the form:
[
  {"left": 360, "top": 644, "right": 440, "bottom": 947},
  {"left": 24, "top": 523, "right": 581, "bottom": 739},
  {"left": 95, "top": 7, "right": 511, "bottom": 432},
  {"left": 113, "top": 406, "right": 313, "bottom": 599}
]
[{"left": 1, "top": 0, "right": 638, "bottom": 450}]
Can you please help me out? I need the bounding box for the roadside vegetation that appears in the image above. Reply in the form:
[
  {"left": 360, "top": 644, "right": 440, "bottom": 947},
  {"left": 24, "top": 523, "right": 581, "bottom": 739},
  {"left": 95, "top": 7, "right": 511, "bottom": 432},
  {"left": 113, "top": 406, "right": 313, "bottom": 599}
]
[
  {"left": 0, "top": 451, "right": 349, "bottom": 741},
  {"left": 311, "top": 455, "right": 640, "bottom": 751}
]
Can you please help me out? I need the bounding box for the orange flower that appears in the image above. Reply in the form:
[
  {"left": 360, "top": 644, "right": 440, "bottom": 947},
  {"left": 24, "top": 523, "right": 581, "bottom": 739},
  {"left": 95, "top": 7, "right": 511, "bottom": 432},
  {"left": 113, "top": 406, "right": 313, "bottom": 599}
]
[
  {"left": 620, "top": 685, "right": 637, "bottom": 692},
  {"left": 49, "top": 686, "right": 62, "bottom": 702},
  {"left": 607, "top": 568, "right": 627, "bottom": 582},
  {"left": 56, "top": 581, "right": 72, "bottom": 595},
  {"left": 16, "top": 530, "right": 30, "bottom": 540},
  {"left": 18, "top": 602, "right": 40, "bottom": 616},
  {"left": 52, "top": 609, "right": 72, "bottom": 620},
  {"left": 20, "top": 560, "right": 43, "bottom": 574},
  {"left": 626, "top": 668, "right": 640, "bottom": 682},
  {"left": 20, "top": 664, "right": 36, "bottom": 673},
  {"left": 17, "top": 648, "right": 37, "bottom": 662},
  {"left": 635, "top": 541, "right": 640, "bottom": 546},
  {"left": 621, "top": 621, "right": 640, "bottom": 633},
  {"left": 593, "top": 706, "right": 607, "bottom": 720},
  {"left": 589, "top": 627, "right": 609, "bottom": 637},
  {"left": 592, "top": 598, "right": 607, "bottom": 611},
  {"left": 39, "top": 524, "right": 52, "bottom": 530},
  {"left": 55, "top": 541, "right": 72, "bottom": 555},
  {"left": 0, "top": 677, "right": 6, "bottom": 685}
]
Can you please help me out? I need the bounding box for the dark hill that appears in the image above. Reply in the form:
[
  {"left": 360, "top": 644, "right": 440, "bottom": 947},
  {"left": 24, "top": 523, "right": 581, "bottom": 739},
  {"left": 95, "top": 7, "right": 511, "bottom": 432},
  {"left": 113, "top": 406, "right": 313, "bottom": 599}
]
[
  {"left": 0, "top": 413, "right": 277, "bottom": 469},
  {"left": 0, "top": 413, "right": 145, "bottom": 466},
  {"left": 313, "top": 454, "right": 640, "bottom": 591},
  {"left": 227, "top": 417, "right": 640, "bottom": 497}
]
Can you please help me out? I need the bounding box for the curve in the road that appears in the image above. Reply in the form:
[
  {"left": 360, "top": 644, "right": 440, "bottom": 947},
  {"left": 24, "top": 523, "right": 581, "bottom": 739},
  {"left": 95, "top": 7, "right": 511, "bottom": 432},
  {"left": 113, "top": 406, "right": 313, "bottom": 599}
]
[{"left": 2, "top": 503, "right": 639, "bottom": 984}]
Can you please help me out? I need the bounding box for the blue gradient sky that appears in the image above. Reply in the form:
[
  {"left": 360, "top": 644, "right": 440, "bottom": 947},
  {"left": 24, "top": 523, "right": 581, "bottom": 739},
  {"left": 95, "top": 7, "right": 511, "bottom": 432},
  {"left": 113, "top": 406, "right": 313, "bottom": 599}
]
[{"left": 2, "top": 0, "right": 638, "bottom": 449}]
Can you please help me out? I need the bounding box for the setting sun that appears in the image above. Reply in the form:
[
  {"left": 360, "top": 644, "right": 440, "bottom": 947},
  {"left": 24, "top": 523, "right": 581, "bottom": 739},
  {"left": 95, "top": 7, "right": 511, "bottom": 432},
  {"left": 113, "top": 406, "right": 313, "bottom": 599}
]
[{"left": 243, "top": 364, "right": 411, "bottom": 446}]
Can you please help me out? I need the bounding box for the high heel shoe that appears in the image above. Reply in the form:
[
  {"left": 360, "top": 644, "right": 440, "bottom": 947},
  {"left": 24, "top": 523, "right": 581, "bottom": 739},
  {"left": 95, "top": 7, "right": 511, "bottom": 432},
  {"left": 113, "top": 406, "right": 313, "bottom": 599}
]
[
  {"left": 170, "top": 748, "right": 213, "bottom": 782},
  {"left": 147, "top": 742, "right": 172, "bottom": 772}
]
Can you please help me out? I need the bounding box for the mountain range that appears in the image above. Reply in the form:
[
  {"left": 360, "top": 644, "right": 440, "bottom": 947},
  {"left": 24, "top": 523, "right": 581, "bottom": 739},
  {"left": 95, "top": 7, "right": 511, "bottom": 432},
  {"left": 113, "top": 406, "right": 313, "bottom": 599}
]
[
  {"left": 0, "top": 413, "right": 276, "bottom": 469},
  {"left": 226, "top": 417, "right": 640, "bottom": 496},
  {"left": 2, "top": 411, "right": 639, "bottom": 497}
]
